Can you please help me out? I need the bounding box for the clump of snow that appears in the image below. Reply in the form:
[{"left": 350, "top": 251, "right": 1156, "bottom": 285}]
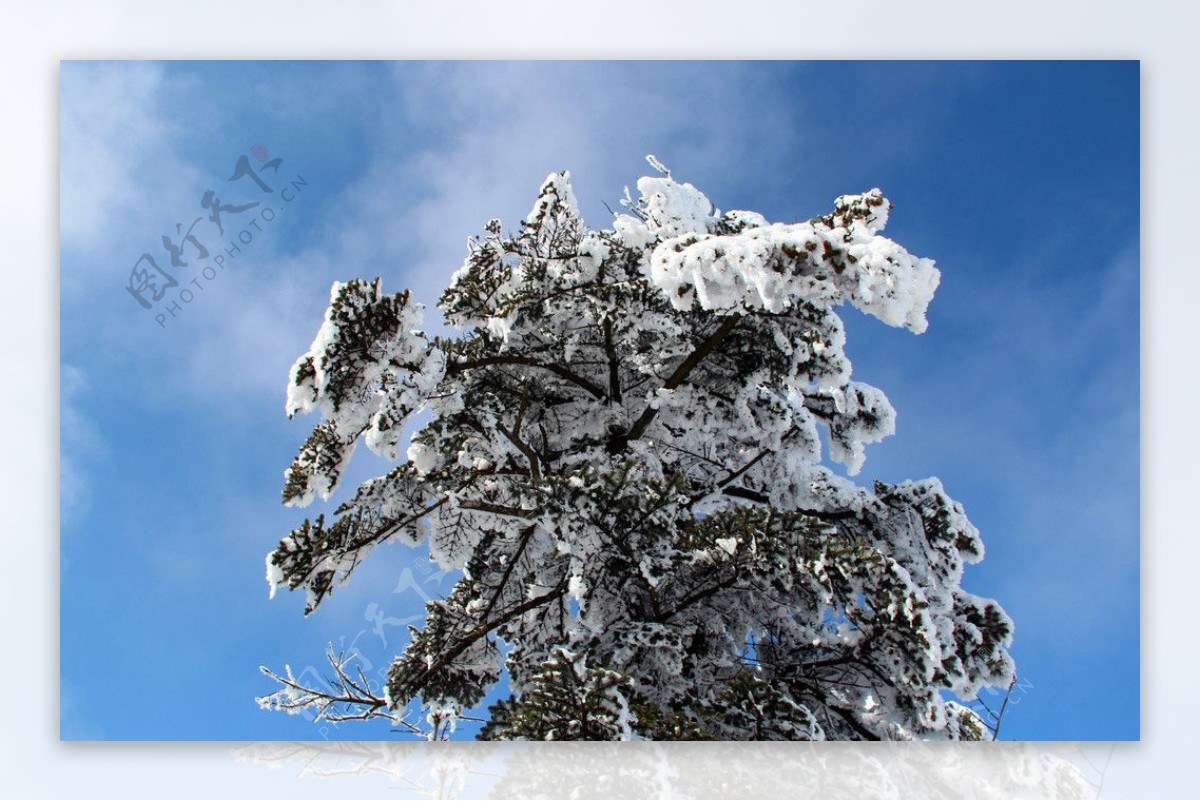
[
  {"left": 265, "top": 554, "right": 284, "bottom": 600},
  {"left": 648, "top": 214, "right": 940, "bottom": 333},
  {"left": 281, "top": 279, "right": 445, "bottom": 504}
]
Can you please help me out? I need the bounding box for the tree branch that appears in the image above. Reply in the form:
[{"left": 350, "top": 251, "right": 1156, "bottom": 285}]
[
  {"left": 791, "top": 678, "right": 883, "bottom": 741},
  {"left": 719, "top": 486, "right": 861, "bottom": 524},
  {"left": 393, "top": 581, "right": 569, "bottom": 705},
  {"left": 480, "top": 524, "right": 538, "bottom": 621},
  {"left": 289, "top": 496, "right": 450, "bottom": 592},
  {"left": 662, "top": 565, "right": 745, "bottom": 623},
  {"left": 449, "top": 356, "right": 605, "bottom": 400},
  {"left": 495, "top": 420, "right": 542, "bottom": 480},
  {"left": 991, "top": 675, "right": 1018, "bottom": 741},
  {"left": 602, "top": 318, "right": 622, "bottom": 404},
  {"left": 722, "top": 485, "right": 770, "bottom": 504},
  {"left": 259, "top": 652, "right": 424, "bottom": 734},
  {"left": 457, "top": 500, "right": 537, "bottom": 518},
  {"left": 801, "top": 394, "right": 837, "bottom": 420},
  {"left": 688, "top": 447, "right": 775, "bottom": 508},
  {"left": 608, "top": 313, "right": 742, "bottom": 453}
]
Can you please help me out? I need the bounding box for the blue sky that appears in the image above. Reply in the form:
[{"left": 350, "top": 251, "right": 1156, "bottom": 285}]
[{"left": 59, "top": 60, "right": 1139, "bottom": 741}]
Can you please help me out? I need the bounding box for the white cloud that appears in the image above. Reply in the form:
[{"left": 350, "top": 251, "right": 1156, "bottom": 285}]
[
  {"left": 177, "top": 253, "right": 340, "bottom": 409},
  {"left": 316, "top": 62, "right": 796, "bottom": 312},
  {"left": 60, "top": 62, "right": 204, "bottom": 267},
  {"left": 60, "top": 363, "right": 105, "bottom": 524},
  {"left": 166, "top": 62, "right": 798, "bottom": 420}
]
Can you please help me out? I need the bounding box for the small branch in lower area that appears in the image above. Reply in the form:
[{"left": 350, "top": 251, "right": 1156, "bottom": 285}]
[
  {"left": 259, "top": 648, "right": 424, "bottom": 735},
  {"left": 991, "top": 675, "right": 1018, "bottom": 741}
]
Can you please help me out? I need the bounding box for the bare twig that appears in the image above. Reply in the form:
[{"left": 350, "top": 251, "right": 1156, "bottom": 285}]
[{"left": 991, "top": 675, "right": 1018, "bottom": 741}]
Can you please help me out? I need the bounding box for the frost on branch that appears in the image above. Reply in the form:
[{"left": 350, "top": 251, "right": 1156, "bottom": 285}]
[
  {"left": 282, "top": 279, "right": 444, "bottom": 507},
  {"left": 262, "top": 159, "right": 1014, "bottom": 740},
  {"left": 639, "top": 184, "right": 939, "bottom": 333}
]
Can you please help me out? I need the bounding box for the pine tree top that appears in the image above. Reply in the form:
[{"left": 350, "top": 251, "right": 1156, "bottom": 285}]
[{"left": 260, "top": 158, "right": 1014, "bottom": 741}]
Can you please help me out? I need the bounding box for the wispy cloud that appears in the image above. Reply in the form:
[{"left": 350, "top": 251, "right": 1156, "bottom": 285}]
[
  {"left": 172, "top": 62, "right": 803, "bottom": 414},
  {"left": 60, "top": 363, "right": 105, "bottom": 525},
  {"left": 60, "top": 62, "right": 204, "bottom": 275}
]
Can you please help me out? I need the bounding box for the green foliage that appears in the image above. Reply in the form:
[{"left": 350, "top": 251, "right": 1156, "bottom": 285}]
[{"left": 480, "top": 647, "right": 632, "bottom": 741}]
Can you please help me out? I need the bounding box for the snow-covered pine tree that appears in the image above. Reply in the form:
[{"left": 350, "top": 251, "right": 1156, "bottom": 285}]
[{"left": 259, "top": 159, "right": 1014, "bottom": 741}]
